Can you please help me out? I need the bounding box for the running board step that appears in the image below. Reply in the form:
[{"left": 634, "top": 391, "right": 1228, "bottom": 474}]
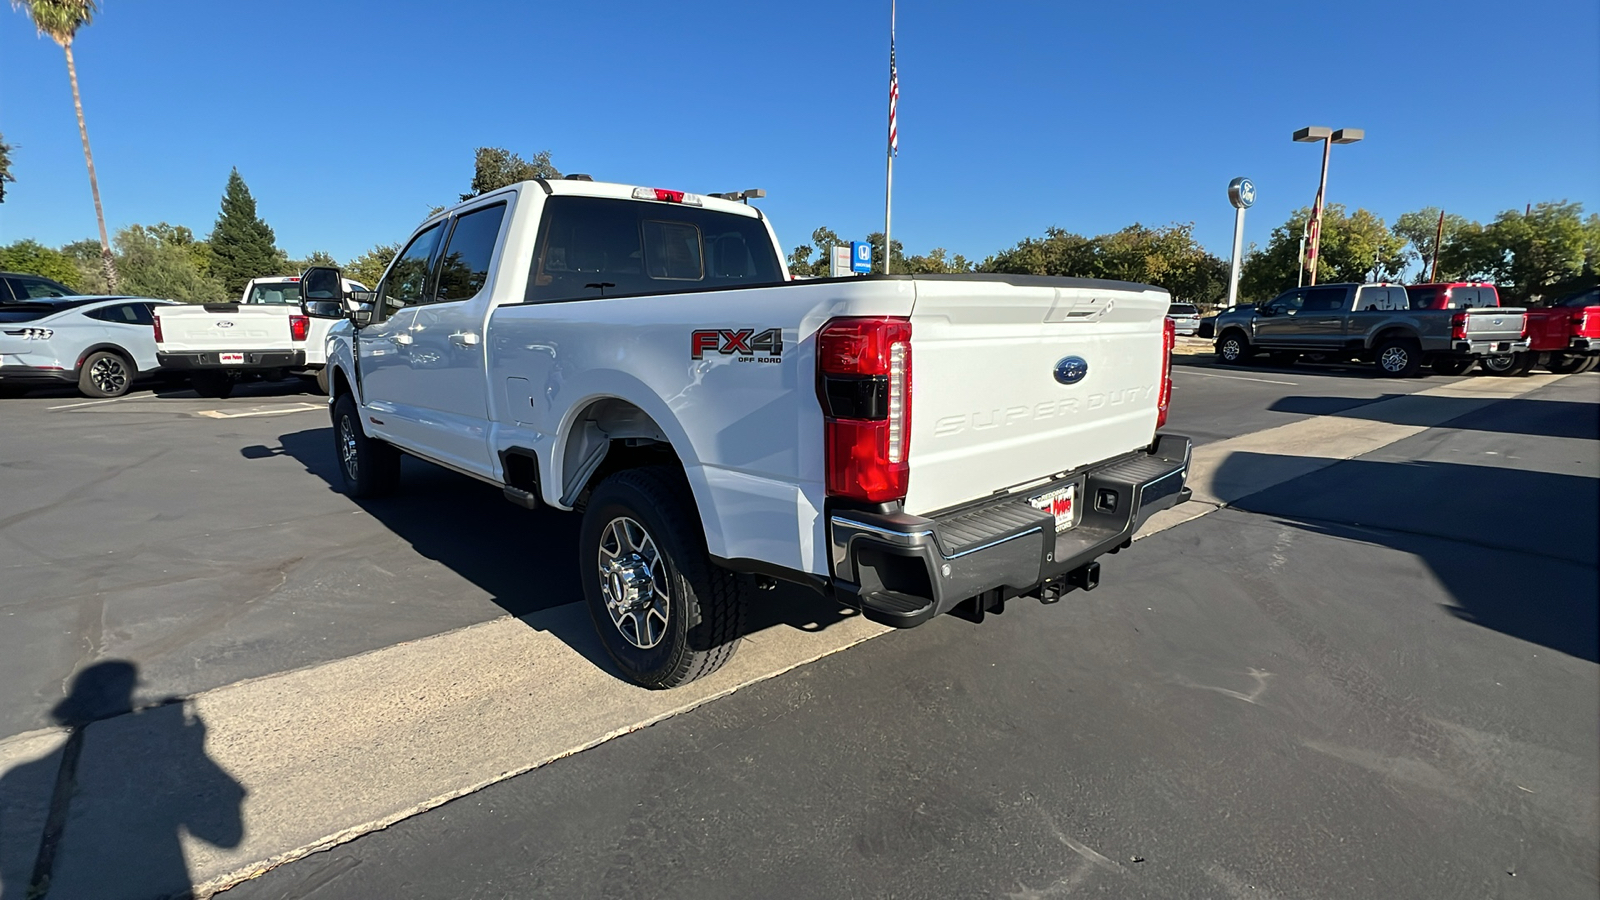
[{"left": 858, "top": 589, "right": 938, "bottom": 628}]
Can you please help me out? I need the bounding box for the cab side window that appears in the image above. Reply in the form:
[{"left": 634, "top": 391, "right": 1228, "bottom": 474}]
[
  {"left": 378, "top": 224, "right": 445, "bottom": 312},
  {"left": 434, "top": 204, "right": 508, "bottom": 304},
  {"left": 1265, "top": 290, "right": 1305, "bottom": 315},
  {"left": 1303, "top": 287, "right": 1348, "bottom": 312}
]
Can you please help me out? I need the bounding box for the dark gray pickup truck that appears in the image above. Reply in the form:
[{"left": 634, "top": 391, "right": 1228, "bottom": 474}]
[{"left": 1212, "top": 282, "right": 1529, "bottom": 376}]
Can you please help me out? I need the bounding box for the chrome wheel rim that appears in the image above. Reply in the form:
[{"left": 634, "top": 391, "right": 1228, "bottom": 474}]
[
  {"left": 598, "top": 516, "right": 669, "bottom": 650},
  {"left": 1380, "top": 346, "right": 1409, "bottom": 372},
  {"left": 1483, "top": 356, "right": 1512, "bottom": 372},
  {"left": 1221, "top": 339, "right": 1241, "bottom": 361},
  {"left": 90, "top": 356, "right": 127, "bottom": 394},
  {"left": 339, "top": 414, "right": 359, "bottom": 481}
]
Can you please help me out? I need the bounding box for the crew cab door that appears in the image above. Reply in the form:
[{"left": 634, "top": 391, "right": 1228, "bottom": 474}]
[
  {"left": 383, "top": 200, "right": 509, "bottom": 477},
  {"left": 358, "top": 221, "right": 443, "bottom": 447},
  {"left": 1295, "top": 285, "right": 1354, "bottom": 349},
  {"left": 1253, "top": 289, "right": 1305, "bottom": 345}
]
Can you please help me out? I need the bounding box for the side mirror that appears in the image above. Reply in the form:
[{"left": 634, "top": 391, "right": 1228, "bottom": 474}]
[
  {"left": 301, "top": 266, "right": 353, "bottom": 321},
  {"left": 345, "top": 291, "right": 376, "bottom": 326},
  {"left": 1258, "top": 305, "right": 1274, "bottom": 317}
]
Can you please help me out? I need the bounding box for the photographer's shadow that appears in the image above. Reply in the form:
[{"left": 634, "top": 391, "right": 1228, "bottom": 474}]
[{"left": 0, "top": 661, "right": 244, "bottom": 900}]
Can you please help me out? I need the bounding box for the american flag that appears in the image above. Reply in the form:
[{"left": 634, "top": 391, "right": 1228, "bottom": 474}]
[{"left": 888, "top": 2, "right": 899, "bottom": 157}]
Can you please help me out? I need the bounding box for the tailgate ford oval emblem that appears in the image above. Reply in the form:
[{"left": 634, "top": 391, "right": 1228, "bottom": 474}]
[
  {"left": 216, "top": 321, "right": 235, "bottom": 328},
  {"left": 1053, "top": 356, "right": 1088, "bottom": 385}
]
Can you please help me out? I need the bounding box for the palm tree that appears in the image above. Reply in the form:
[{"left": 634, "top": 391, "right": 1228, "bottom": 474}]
[{"left": 12, "top": 0, "right": 117, "bottom": 288}]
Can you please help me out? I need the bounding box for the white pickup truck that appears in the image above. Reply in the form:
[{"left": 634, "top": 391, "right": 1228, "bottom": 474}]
[
  {"left": 153, "top": 275, "right": 367, "bottom": 398},
  {"left": 306, "top": 178, "right": 1191, "bottom": 688}
]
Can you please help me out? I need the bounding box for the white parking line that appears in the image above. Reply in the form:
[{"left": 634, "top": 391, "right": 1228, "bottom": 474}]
[
  {"left": 194, "top": 403, "right": 324, "bottom": 419},
  {"left": 46, "top": 397, "right": 129, "bottom": 411},
  {"left": 1174, "top": 369, "right": 1298, "bottom": 386}
]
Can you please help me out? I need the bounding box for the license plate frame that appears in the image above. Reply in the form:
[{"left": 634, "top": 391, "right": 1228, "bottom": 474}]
[
  {"left": 1029, "top": 483, "right": 1079, "bottom": 534},
  {"left": 218, "top": 352, "right": 245, "bottom": 365}
]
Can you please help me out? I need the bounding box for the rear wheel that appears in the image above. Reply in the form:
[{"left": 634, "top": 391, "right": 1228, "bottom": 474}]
[
  {"left": 1546, "top": 353, "right": 1590, "bottom": 374},
  {"left": 1579, "top": 356, "right": 1600, "bottom": 374},
  {"left": 1374, "top": 338, "right": 1422, "bottom": 377},
  {"left": 1481, "top": 353, "right": 1534, "bottom": 377},
  {"left": 581, "top": 466, "right": 749, "bottom": 689},
  {"left": 1216, "top": 332, "right": 1251, "bottom": 365},
  {"left": 190, "top": 370, "right": 234, "bottom": 399},
  {"left": 77, "top": 350, "right": 134, "bottom": 398},
  {"left": 333, "top": 392, "right": 401, "bottom": 498},
  {"left": 1431, "top": 357, "right": 1473, "bottom": 376}
]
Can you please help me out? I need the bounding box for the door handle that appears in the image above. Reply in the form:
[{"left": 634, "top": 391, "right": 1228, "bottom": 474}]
[{"left": 449, "top": 331, "right": 481, "bottom": 347}]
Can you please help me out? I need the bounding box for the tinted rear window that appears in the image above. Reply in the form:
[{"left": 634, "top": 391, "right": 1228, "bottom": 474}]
[
  {"left": 527, "top": 196, "right": 783, "bottom": 303},
  {"left": 246, "top": 282, "right": 302, "bottom": 304},
  {"left": 1558, "top": 289, "right": 1599, "bottom": 308},
  {"left": 1167, "top": 304, "right": 1198, "bottom": 315},
  {"left": 0, "top": 299, "right": 101, "bottom": 322}
]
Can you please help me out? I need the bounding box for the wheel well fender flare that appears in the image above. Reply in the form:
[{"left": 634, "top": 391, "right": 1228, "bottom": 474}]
[{"left": 75, "top": 343, "right": 136, "bottom": 372}]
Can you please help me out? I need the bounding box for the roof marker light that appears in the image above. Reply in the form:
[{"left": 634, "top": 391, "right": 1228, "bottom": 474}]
[{"left": 631, "top": 187, "right": 703, "bottom": 207}]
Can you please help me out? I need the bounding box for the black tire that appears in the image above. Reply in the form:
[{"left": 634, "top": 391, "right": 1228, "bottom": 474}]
[
  {"left": 1481, "top": 352, "right": 1534, "bottom": 377},
  {"left": 1431, "top": 357, "right": 1473, "bottom": 376},
  {"left": 77, "top": 350, "right": 134, "bottom": 398},
  {"left": 1546, "top": 353, "right": 1589, "bottom": 375},
  {"left": 314, "top": 366, "right": 331, "bottom": 395},
  {"left": 1374, "top": 337, "right": 1423, "bottom": 377},
  {"left": 191, "top": 371, "right": 234, "bottom": 399},
  {"left": 1215, "top": 331, "right": 1251, "bottom": 365},
  {"left": 332, "top": 392, "right": 401, "bottom": 498},
  {"left": 581, "top": 466, "right": 749, "bottom": 689},
  {"left": 1578, "top": 356, "right": 1600, "bottom": 374}
]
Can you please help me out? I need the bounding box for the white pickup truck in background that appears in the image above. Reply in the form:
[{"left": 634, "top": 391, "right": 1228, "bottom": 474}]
[
  {"left": 304, "top": 178, "right": 1191, "bottom": 688},
  {"left": 153, "top": 275, "right": 367, "bottom": 398}
]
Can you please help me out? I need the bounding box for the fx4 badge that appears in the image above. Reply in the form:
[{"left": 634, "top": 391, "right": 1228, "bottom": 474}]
[{"left": 691, "top": 328, "right": 783, "bottom": 364}]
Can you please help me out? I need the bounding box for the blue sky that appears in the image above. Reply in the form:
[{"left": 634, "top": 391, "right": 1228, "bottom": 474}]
[{"left": 3, "top": 0, "right": 1596, "bottom": 267}]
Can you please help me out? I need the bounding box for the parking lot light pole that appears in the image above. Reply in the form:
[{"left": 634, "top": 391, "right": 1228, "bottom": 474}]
[{"left": 1293, "top": 126, "right": 1363, "bottom": 285}]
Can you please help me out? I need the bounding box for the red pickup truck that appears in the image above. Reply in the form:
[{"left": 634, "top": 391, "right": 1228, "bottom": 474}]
[{"left": 1523, "top": 288, "right": 1600, "bottom": 374}]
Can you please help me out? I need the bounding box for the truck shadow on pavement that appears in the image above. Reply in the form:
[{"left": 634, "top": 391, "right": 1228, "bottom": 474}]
[
  {"left": 256, "top": 428, "right": 859, "bottom": 679},
  {"left": 1269, "top": 393, "right": 1600, "bottom": 440},
  {"left": 1217, "top": 452, "right": 1599, "bottom": 663},
  {"left": 0, "top": 661, "right": 244, "bottom": 900}
]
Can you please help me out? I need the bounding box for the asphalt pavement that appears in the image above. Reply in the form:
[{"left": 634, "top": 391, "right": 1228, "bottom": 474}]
[{"left": 222, "top": 376, "right": 1598, "bottom": 900}]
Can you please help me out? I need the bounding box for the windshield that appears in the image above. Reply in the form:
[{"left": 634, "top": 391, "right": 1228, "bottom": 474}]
[{"left": 245, "top": 282, "right": 303, "bottom": 305}]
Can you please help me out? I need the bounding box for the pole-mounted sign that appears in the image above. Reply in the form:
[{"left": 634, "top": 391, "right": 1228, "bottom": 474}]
[
  {"left": 850, "top": 241, "right": 873, "bottom": 274},
  {"left": 1225, "top": 177, "right": 1254, "bottom": 308}
]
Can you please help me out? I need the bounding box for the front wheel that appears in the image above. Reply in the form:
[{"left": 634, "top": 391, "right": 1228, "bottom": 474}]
[
  {"left": 1375, "top": 338, "right": 1422, "bottom": 377},
  {"left": 1216, "top": 332, "right": 1251, "bottom": 365},
  {"left": 332, "top": 392, "right": 401, "bottom": 498},
  {"left": 581, "top": 467, "right": 749, "bottom": 689},
  {"left": 1431, "top": 357, "right": 1473, "bottom": 376},
  {"left": 78, "top": 351, "right": 134, "bottom": 398},
  {"left": 190, "top": 370, "right": 234, "bottom": 399}
]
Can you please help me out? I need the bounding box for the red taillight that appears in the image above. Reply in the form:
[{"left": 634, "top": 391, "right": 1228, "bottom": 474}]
[
  {"left": 631, "top": 186, "right": 703, "bottom": 206},
  {"left": 1519, "top": 313, "right": 1528, "bottom": 338},
  {"left": 817, "top": 317, "right": 912, "bottom": 503},
  {"left": 1157, "top": 317, "right": 1175, "bottom": 429},
  {"left": 1450, "top": 312, "right": 1469, "bottom": 341},
  {"left": 152, "top": 313, "right": 164, "bottom": 343},
  {"left": 289, "top": 314, "right": 310, "bottom": 342}
]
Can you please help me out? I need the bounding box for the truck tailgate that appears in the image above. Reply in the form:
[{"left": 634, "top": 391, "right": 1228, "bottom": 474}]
[
  {"left": 1462, "top": 307, "right": 1527, "bottom": 343},
  {"left": 904, "top": 278, "right": 1169, "bottom": 516},
  {"left": 155, "top": 304, "right": 292, "bottom": 352}
]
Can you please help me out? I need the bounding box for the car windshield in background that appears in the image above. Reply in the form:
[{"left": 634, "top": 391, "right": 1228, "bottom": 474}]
[
  {"left": 246, "top": 282, "right": 303, "bottom": 304},
  {"left": 0, "top": 298, "right": 104, "bottom": 322},
  {"left": 1557, "top": 289, "right": 1598, "bottom": 308},
  {"left": 527, "top": 196, "right": 784, "bottom": 303}
]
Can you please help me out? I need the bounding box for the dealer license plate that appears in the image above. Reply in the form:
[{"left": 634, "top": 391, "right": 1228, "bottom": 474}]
[
  {"left": 1029, "top": 484, "right": 1078, "bottom": 533},
  {"left": 219, "top": 353, "right": 245, "bottom": 364}
]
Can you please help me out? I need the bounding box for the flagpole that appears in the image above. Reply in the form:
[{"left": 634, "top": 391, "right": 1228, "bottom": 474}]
[{"left": 883, "top": 0, "right": 896, "bottom": 275}]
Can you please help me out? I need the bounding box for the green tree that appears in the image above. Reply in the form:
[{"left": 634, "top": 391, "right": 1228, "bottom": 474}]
[
  {"left": 1392, "top": 208, "right": 1474, "bottom": 281},
  {"left": 980, "top": 227, "right": 1099, "bottom": 277},
  {"left": 286, "top": 250, "right": 338, "bottom": 274},
  {"left": 344, "top": 243, "right": 399, "bottom": 288},
  {"left": 12, "top": 0, "right": 117, "bottom": 288},
  {"left": 787, "top": 226, "right": 845, "bottom": 276},
  {"left": 0, "top": 132, "right": 14, "bottom": 202},
  {"left": 903, "top": 248, "right": 973, "bottom": 274},
  {"left": 1584, "top": 213, "right": 1600, "bottom": 275},
  {"left": 207, "top": 168, "right": 281, "bottom": 296},
  {"left": 980, "top": 223, "right": 1226, "bottom": 304},
  {"left": 462, "top": 147, "right": 560, "bottom": 201},
  {"left": 112, "top": 224, "right": 226, "bottom": 302},
  {"left": 864, "top": 232, "right": 905, "bottom": 275},
  {"left": 1239, "top": 205, "right": 1407, "bottom": 301},
  {"left": 1471, "top": 201, "right": 1589, "bottom": 302},
  {"left": 0, "top": 239, "right": 78, "bottom": 285}
]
